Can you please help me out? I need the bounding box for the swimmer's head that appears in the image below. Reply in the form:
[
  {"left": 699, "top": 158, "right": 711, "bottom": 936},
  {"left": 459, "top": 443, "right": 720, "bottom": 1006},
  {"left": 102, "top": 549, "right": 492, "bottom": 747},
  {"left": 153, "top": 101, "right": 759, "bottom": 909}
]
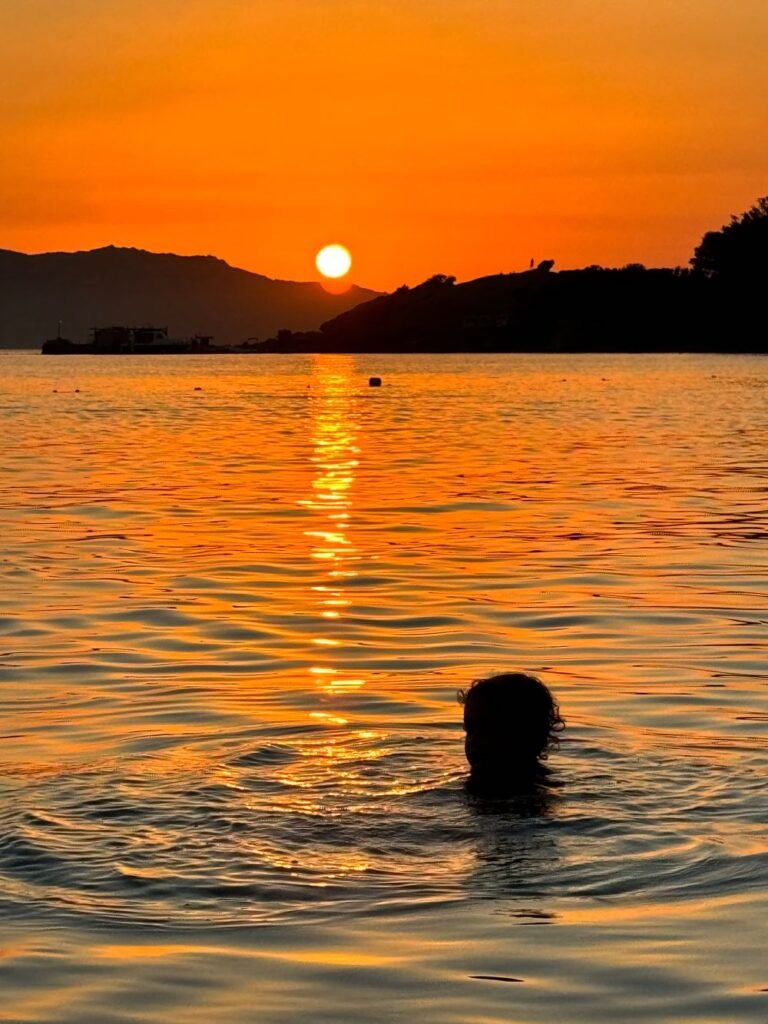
[{"left": 458, "top": 673, "right": 563, "bottom": 778}]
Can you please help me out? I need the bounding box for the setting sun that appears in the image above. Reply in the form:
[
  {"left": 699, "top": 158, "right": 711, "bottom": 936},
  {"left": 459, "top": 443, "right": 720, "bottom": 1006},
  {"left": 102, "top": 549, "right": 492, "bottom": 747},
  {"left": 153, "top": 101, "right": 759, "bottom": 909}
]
[{"left": 316, "top": 245, "right": 352, "bottom": 280}]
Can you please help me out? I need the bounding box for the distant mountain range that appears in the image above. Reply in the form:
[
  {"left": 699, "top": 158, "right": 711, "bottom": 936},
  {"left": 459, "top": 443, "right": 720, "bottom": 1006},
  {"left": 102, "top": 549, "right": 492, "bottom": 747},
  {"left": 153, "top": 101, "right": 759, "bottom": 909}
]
[{"left": 0, "top": 246, "right": 379, "bottom": 348}]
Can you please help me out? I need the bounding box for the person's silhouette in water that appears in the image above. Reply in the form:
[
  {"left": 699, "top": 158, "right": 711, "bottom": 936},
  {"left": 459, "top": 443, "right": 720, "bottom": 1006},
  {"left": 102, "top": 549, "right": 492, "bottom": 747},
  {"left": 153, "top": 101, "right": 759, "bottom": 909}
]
[{"left": 459, "top": 673, "right": 564, "bottom": 795}]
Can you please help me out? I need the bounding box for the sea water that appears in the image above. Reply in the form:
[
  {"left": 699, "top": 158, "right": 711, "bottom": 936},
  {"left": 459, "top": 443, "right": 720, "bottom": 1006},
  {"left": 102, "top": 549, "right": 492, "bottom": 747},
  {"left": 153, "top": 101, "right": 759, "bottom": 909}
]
[{"left": 1, "top": 351, "right": 767, "bottom": 1022}]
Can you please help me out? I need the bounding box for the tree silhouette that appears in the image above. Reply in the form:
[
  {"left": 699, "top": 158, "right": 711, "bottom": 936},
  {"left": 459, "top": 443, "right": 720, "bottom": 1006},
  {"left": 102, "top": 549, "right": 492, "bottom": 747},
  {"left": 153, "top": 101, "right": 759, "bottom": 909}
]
[
  {"left": 421, "top": 274, "right": 456, "bottom": 288},
  {"left": 691, "top": 196, "right": 768, "bottom": 279}
]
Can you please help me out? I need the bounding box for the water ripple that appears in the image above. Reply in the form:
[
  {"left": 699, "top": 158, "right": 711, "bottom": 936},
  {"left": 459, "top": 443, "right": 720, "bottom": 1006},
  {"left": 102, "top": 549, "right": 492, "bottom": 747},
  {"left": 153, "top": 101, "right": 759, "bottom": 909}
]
[{"left": 1, "top": 352, "right": 768, "bottom": 1021}]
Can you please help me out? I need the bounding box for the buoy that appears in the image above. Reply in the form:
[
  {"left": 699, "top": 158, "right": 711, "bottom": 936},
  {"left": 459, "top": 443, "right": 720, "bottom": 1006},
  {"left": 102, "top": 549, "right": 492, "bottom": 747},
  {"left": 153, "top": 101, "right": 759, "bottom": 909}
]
[
  {"left": 369, "top": 377, "right": 382, "bottom": 387},
  {"left": 194, "top": 386, "right": 203, "bottom": 391}
]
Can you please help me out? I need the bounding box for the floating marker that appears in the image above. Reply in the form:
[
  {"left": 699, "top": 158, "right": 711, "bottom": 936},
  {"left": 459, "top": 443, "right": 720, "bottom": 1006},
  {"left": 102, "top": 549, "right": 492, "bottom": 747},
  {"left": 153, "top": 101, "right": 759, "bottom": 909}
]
[{"left": 369, "top": 377, "right": 382, "bottom": 387}]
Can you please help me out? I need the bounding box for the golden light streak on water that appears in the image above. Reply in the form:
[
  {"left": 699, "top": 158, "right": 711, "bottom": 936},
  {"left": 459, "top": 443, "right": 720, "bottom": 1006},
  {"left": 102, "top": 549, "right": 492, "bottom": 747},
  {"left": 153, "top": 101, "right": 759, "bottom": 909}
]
[{"left": 303, "top": 357, "right": 365, "bottom": 708}]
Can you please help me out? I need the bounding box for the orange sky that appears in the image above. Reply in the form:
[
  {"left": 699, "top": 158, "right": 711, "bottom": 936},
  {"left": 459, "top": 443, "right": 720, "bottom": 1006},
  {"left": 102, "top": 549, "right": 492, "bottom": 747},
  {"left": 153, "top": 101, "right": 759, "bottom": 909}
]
[{"left": 1, "top": 0, "right": 766, "bottom": 290}]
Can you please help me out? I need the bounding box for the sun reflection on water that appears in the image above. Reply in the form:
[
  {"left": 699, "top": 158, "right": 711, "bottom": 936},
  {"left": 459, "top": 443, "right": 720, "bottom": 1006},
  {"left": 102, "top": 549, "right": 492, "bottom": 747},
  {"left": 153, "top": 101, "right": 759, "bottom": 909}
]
[
  {"left": 301, "top": 356, "right": 366, "bottom": 698},
  {"left": 275, "top": 357, "right": 395, "bottom": 803}
]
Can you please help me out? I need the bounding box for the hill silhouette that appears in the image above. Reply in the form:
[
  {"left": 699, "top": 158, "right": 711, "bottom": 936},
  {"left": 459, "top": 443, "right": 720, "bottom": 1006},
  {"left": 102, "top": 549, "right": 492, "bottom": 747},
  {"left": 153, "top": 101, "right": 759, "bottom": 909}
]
[
  {"left": 0, "top": 246, "right": 378, "bottom": 348},
  {"left": 258, "top": 266, "right": 744, "bottom": 353}
]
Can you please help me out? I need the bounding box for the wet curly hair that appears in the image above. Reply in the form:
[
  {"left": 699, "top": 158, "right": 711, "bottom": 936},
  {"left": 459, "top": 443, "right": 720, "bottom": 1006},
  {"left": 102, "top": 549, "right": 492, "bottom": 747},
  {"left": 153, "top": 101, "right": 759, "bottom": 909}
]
[{"left": 458, "top": 672, "right": 564, "bottom": 762}]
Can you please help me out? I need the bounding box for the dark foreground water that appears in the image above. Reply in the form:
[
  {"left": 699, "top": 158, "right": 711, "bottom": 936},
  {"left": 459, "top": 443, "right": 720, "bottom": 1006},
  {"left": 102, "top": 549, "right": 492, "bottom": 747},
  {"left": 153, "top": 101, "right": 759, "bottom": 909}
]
[{"left": 1, "top": 351, "right": 767, "bottom": 1022}]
